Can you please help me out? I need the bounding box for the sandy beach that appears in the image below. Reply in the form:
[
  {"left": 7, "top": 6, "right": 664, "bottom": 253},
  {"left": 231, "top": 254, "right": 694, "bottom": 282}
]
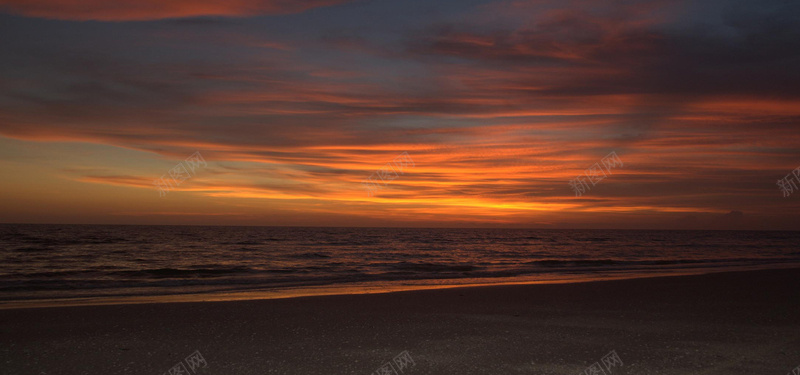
[{"left": 1, "top": 268, "right": 799, "bottom": 375}]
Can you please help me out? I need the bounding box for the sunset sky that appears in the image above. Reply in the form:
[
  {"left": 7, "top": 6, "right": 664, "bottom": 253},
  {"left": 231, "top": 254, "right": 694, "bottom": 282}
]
[{"left": 1, "top": 0, "right": 799, "bottom": 229}]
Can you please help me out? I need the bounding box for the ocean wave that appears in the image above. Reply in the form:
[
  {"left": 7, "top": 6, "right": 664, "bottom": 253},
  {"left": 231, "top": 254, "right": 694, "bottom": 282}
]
[
  {"left": 110, "top": 267, "right": 255, "bottom": 278},
  {"left": 388, "top": 262, "right": 480, "bottom": 272},
  {"left": 3, "top": 225, "right": 800, "bottom": 302},
  {"left": 286, "top": 252, "right": 332, "bottom": 259}
]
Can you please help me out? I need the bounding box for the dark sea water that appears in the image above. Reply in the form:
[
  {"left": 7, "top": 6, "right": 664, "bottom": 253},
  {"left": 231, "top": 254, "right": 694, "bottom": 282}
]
[{"left": 1, "top": 224, "right": 799, "bottom": 304}]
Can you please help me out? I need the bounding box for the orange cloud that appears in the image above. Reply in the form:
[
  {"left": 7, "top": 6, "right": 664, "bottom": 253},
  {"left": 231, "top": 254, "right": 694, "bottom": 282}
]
[{"left": 0, "top": 0, "right": 354, "bottom": 21}]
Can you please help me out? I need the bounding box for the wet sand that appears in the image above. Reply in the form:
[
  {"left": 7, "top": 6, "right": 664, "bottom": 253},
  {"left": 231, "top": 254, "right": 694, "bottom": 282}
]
[{"left": 1, "top": 268, "right": 799, "bottom": 374}]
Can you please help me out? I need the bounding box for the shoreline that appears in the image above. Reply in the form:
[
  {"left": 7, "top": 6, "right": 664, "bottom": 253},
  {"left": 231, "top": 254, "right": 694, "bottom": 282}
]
[
  {"left": 2, "top": 262, "right": 798, "bottom": 310},
  {"left": 1, "top": 267, "right": 798, "bottom": 374}
]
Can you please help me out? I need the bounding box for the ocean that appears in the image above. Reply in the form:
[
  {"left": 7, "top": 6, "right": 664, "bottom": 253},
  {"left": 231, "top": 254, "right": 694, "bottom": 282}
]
[{"left": 1, "top": 224, "right": 799, "bottom": 305}]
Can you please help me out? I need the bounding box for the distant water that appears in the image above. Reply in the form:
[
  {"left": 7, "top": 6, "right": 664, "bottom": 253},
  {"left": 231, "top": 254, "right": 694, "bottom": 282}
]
[{"left": 1, "top": 224, "right": 799, "bottom": 304}]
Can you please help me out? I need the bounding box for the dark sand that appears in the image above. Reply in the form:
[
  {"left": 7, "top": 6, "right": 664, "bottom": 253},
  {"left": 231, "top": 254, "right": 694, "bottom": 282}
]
[{"left": 1, "top": 269, "right": 799, "bottom": 375}]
